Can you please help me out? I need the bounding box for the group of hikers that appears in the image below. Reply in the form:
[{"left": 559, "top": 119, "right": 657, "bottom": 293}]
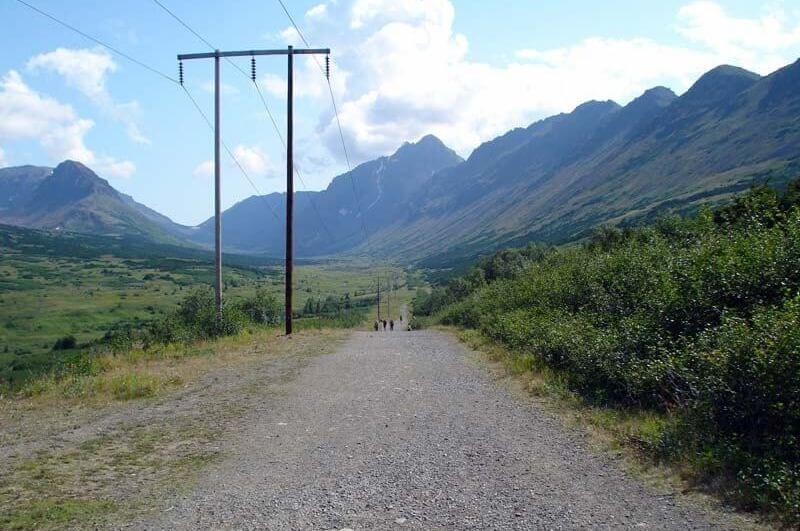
[{"left": 374, "top": 314, "right": 403, "bottom": 332}]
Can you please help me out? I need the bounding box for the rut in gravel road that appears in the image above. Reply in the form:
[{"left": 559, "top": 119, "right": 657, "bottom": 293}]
[{"left": 139, "top": 330, "right": 747, "bottom": 530}]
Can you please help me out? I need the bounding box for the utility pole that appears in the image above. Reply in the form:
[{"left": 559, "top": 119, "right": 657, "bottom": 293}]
[
  {"left": 376, "top": 275, "right": 381, "bottom": 321},
  {"left": 285, "top": 46, "right": 294, "bottom": 334},
  {"left": 178, "top": 46, "right": 330, "bottom": 334},
  {"left": 213, "top": 52, "right": 222, "bottom": 321}
]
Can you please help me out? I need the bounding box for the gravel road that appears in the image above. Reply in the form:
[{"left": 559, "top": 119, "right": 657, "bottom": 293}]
[{"left": 137, "top": 330, "right": 747, "bottom": 530}]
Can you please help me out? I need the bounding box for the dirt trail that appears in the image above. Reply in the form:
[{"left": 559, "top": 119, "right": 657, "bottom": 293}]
[{"left": 135, "top": 330, "right": 750, "bottom": 530}]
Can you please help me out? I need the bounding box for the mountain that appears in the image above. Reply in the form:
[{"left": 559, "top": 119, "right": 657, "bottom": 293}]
[
  {"left": 361, "top": 59, "right": 800, "bottom": 265},
  {"left": 202, "top": 60, "right": 798, "bottom": 264},
  {"left": 3, "top": 59, "right": 798, "bottom": 265},
  {"left": 0, "top": 165, "right": 52, "bottom": 210},
  {"left": 0, "top": 161, "right": 190, "bottom": 243},
  {"left": 187, "top": 134, "right": 464, "bottom": 255}
]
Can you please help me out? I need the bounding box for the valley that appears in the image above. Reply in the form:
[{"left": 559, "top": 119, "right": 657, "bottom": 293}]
[
  {"left": 4, "top": 0, "right": 800, "bottom": 528},
  {"left": 0, "top": 224, "right": 406, "bottom": 389},
  {"left": 0, "top": 49, "right": 799, "bottom": 529}
]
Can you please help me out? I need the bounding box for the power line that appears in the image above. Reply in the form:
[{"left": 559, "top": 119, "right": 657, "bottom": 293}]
[
  {"left": 275, "top": 0, "right": 370, "bottom": 248},
  {"left": 150, "top": 0, "right": 252, "bottom": 82},
  {"left": 14, "top": 0, "right": 277, "bottom": 225},
  {"left": 277, "top": 0, "right": 310, "bottom": 47},
  {"left": 14, "top": 0, "right": 178, "bottom": 84},
  {"left": 152, "top": 0, "right": 335, "bottom": 243},
  {"left": 181, "top": 86, "right": 281, "bottom": 222},
  {"left": 151, "top": 0, "right": 215, "bottom": 50},
  {"left": 251, "top": 80, "right": 336, "bottom": 242}
]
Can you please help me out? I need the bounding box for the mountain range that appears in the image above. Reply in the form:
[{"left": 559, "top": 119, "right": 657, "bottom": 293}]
[
  {"left": 0, "top": 161, "right": 190, "bottom": 244},
  {"left": 2, "top": 58, "right": 798, "bottom": 265}
]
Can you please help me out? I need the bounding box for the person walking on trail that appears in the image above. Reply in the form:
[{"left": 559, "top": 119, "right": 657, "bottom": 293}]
[
  {"left": 374, "top": 320, "right": 379, "bottom": 332},
  {"left": 382, "top": 320, "right": 387, "bottom": 331},
  {"left": 390, "top": 319, "right": 394, "bottom": 331}
]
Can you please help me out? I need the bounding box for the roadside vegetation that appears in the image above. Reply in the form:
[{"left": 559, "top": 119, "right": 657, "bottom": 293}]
[
  {"left": 0, "top": 327, "right": 349, "bottom": 530},
  {"left": 0, "top": 226, "right": 394, "bottom": 392},
  {"left": 414, "top": 180, "right": 800, "bottom": 523},
  {"left": 1, "top": 285, "right": 370, "bottom": 398}
]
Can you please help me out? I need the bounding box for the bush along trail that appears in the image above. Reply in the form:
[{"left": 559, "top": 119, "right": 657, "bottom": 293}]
[{"left": 413, "top": 180, "right": 800, "bottom": 524}]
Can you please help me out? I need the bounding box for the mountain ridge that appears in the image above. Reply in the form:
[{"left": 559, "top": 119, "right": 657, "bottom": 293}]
[
  {"left": 2, "top": 58, "right": 799, "bottom": 265},
  {"left": 185, "top": 133, "right": 464, "bottom": 255},
  {"left": 0, "top": 160, "right": 190, "bottom": 243}
]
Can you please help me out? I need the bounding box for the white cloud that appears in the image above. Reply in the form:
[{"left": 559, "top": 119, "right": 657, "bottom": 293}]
[
  {"left": 27, "top": 47, "right": 116, "bottom": 100},
  {"left": 0, "top": 70, "right": 76, "bottom": 140},
  {"left": 0, "top": 69, "right": 135, "bottom": 178},
  {"left": 232, "top": 144, "right": 276, "bottom": 178},
  {"left": 306, "top": 3, "right": 328, "bottom": 19},
  {"left": 280, "top": 26, "right": 302, "bottom": 45},
  {"left": 0, "top": 147, "right": 6, "bottom": 168},
  {"left": 194, "top": 146, "right": 277, "bottom": 185},
  {"left": 273, "top": 0, "right": 800, "bottom": 166},
  {"left": 39, "top": 118, "right": 95, "bottom": 163},
  {"left": 678, "top": 2, "right": 800, "bottom": 52},
  {"left": 259, "top": 74, "right": 287, "bottom": 98},
  {"left": 95, "top": 158, "right": 135, "bottom": 179},
  {"left": 27, "top": 47, "right": 150, "bottom": 145},
  {"left": 258, "top": 56, "right": 336, "bottom": 101},
  {"left": 201, "top": 80, "right": 239, "bottom": 95},
  {"left": 193, "top": 160, "right": 214, "bottom": 180}
]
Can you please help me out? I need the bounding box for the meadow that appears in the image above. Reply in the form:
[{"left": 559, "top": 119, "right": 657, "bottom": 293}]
[{"left": 0, "top": 225, "right": 403, "bottom": 389}]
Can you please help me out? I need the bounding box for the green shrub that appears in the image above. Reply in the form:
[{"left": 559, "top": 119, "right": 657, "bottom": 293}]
[
  {"left": 52, "top": 335, "right": 77, "bottom": 351},
  {"left": 238, "top": 289, "right": 281, "bottom": 325},
  {"left": 690, "top": 296, "right": 800, "bottom": 464},
  {"left": 429, "top": 179, "right": 800, "bottom": 521}
]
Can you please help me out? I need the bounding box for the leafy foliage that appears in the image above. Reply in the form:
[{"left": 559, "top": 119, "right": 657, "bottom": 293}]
[
  {"left": 418, "top": 181, "right": 800, "bottom": 521},
  {"left": 52, "top": 336, "right": 77, "bottom": 351}
]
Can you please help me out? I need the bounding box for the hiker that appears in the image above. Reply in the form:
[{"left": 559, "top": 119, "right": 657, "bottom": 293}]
[
  {"left": 390, "top": 319, "right": 394, "bottom": 331},
  {"left": 374, "top": 320, "right": 379, "bottom": 332},
  {"left": 382, "top": 320, "right": 387, "bottom": 331}
]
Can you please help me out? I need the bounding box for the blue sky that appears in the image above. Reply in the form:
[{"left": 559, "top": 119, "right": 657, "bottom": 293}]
[{"left": 1, "top": 0, "right": 799, "bottom": 225}]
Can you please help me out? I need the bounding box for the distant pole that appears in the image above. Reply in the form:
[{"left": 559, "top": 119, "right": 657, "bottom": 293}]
[
  {"left": 386, "top": 271, "right": 391, "bottom": 319},
  {"left": 214, "top": 50, "right": 222, "bottom": 321},
  {"left": 285, "top": 45, "right": 294, "bottom": 335}
]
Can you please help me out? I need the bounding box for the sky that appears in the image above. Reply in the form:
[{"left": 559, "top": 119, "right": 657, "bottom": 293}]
[{"left": 1, "top": 0, "right": 800, "bottom": 226}]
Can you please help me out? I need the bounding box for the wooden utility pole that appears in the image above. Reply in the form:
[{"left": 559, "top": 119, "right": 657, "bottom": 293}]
[
  {"left": 213, "top": 52, "right": 222, "bottom": 321},
  {"left": 285, "top": 46, "right": 294, "bottom": 334},
  {"left": 177, "top": 46, "right": 330, "bottom": 334},
  {"left": 376, "top": 275, "right": 381, "bottom": 321},
  {"left": 386, "top": 272, "right": 391, "bottom": 320}
]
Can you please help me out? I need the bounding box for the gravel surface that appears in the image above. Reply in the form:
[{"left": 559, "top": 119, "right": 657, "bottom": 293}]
[{"left": 136, "top": 330, "right": 747, "bottom": 530}]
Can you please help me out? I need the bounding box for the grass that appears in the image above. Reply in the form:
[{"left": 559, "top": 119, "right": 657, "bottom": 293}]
[
  {"left": 0, "top": 327, "right": 348, "bottom": 530},
  {"left": 0, "top": 230, "right": 406, "bottom": 388},
  {"left": 0, "top": 421, "right": 213, "bottom": 530},
  {"left": 0, "top": 226, "right": 410, "bottom": 528},
  {"left": 0, "top": 499, "right": 116, "bottom": 531},
  {"left": 15, "top": 327, "right": 267, "bottom": 405}
]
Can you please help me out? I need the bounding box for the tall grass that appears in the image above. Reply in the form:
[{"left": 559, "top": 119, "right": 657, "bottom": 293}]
[{"left": 416, "top": 181, "right": 800, "bottom": 522}]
